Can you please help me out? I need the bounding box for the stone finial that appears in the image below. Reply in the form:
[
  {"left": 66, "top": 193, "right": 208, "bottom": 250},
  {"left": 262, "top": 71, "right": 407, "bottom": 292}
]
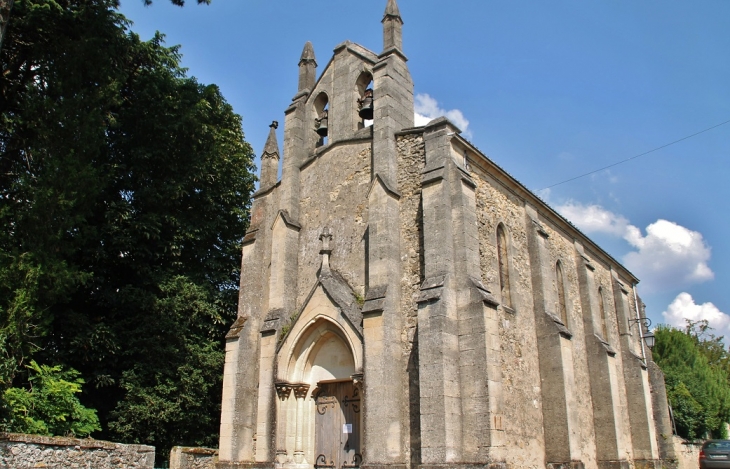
[
  {"left": 260, "top": 121, "right": 280, "bottom": 189},
  {"left": 319, "top": 227, "right": 333, "bottom": 273},
  {"left": 262, "top": 121, "right": 280, "bottom": 158},
  {"left": 299, "top": 41, "right": 316, "bottom": 65},
  {"left": 382, "top": 0, "right": 403, "bottom": 53},
  {"left": 383, "top": 0, "right": 402, "bottom": 20},
  {"left": 298, "top": 41, "right": 317, "bottom": 92}
]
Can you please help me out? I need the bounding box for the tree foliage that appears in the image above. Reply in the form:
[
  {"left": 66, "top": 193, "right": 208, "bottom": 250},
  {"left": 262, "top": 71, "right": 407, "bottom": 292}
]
[
  {"left": 653, "top": 321, "right": 730, "bottom": 440},
  {"left": 1, "top": 0, "right": 255, "bottom": 462},
  {"left": 2, "top": 360, "right": 100, "bottom": 437}
]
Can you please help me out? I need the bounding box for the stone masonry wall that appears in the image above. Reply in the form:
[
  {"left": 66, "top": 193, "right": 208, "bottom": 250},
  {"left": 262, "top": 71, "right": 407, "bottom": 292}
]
[
  {"left": 0, "top": 432, "right": 154, "bottom": 469},
  {"left": 297, "top": 143, "right": 372, "bottom": 305},
  {"left": 396, "top": 132, "right": 425, "bottom": 465},
  {"left": 169, "top": 446, "right": 218, "bottom": 469},
  {"left": 672, "top": 437, "right": 700, "bottom": 469},
  {"left": 471, "top": 166, "right": 544, "bottom": 468}
]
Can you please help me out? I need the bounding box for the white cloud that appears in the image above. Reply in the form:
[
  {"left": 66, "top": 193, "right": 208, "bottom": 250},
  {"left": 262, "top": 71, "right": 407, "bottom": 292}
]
[
  {"left": 414, "top": 93, "right": 471, "bottom": 137},
  {"left": 557, "top": 201, "right": 630, "bottom": 238},
  {"left": 555, "top": 201, "right": 713, "bottom": 293},
  {"left": 623, "top": 220, "right": 713, "bottom": 292},
  {"left": 662, "top": 292, "right": 730, "bottom": 333}
]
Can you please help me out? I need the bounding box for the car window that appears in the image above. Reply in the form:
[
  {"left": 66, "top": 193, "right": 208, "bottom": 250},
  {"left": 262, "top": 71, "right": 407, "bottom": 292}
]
[{"left": 706, "top": 442, "right": 730, "bottom": 449}]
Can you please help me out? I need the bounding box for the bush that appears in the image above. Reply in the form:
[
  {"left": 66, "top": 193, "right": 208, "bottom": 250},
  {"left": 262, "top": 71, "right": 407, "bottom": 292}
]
[{"left": 2, "top": 360, "right": 100, "bottom": 437}]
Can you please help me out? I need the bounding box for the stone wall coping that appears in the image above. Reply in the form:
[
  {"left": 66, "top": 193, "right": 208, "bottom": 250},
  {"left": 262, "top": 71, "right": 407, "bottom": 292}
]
[
  {"left": 174, "top": 446, "right": 219, "bottom": 456},
  {"left": 0, "top": 432, "right": 154, "bottom": 452}
]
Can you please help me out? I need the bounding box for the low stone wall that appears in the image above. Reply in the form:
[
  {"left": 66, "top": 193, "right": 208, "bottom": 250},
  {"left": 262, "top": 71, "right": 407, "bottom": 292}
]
[
  {"left": 0, "top": 432, "right": 155, "bottom": 469},
  {"left": 170, "top": 446, "right": 218, "bottom": 469},
  {"left": 673, "top": 436, "right": 702, "bottom": 469}
]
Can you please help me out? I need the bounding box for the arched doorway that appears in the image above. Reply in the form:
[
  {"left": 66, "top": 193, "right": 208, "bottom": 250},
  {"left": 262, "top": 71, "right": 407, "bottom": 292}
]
[
  {"left": 275, "top": 282, "right": 364, "bottom": 469},
  {"left": 309, "top": 333, "right": 361, "bottom": 469}
]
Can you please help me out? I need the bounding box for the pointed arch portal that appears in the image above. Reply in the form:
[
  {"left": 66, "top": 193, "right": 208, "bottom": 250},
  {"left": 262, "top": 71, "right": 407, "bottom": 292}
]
[{"left": 274, "top": 282, "right": 363, "bottom": 469}]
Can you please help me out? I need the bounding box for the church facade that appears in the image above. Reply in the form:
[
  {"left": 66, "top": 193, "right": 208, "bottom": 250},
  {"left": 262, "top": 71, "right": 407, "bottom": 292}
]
[{"left": 216, "top": 2, "right": 676, "bottom": 469}]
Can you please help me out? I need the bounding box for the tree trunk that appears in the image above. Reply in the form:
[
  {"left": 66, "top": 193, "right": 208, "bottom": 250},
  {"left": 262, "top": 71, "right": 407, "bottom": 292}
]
[{"left": 0, "top": 0, "right": 13, "bottom": 52}]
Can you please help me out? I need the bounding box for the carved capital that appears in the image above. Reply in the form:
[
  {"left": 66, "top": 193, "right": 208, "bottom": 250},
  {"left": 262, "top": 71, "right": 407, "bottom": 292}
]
[
  {"left": 351, "top": 373, "right": 364, "bottom": 390},
  {"left": 275, "top": 382, "right": 293, "bottom": 400},
  {"left": 292, "top": 383, "right": 310, "bottom": 400}
]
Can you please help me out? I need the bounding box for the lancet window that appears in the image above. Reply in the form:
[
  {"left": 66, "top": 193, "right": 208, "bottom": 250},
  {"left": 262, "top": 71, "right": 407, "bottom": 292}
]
[
  {"left": 598, "top": 286, "right": 608, "bottom": 340},
  {"left": 496, "top": 224, "right": 512, "bottom": 309},
  {"left": 556, "top": 261, "right": 568, "bottom": 327},
  {"left": 314, "top": 92, "right": 329, "bottom": 145},
  {"left": 356, "top": 72, "right": 374, "bottom": 129}
]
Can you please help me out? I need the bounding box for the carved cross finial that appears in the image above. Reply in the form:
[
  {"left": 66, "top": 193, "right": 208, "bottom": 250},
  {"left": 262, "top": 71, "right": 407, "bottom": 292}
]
[
  {"left": 319, "top": 227, "right": 332, "bottom": 250},
  {"left": 319, "top": 227, "right": 333, "bottom": 273}
]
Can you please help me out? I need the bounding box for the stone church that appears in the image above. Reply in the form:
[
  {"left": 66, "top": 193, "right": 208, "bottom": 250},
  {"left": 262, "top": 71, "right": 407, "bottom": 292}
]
[{"left": 216, "top": 2, "right": 675, "bottom": 469}]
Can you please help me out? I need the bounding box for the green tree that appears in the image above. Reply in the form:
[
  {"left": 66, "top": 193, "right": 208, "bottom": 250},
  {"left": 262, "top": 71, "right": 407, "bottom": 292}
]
[
  {"left": 2, "top": 360, "right": 100, "bottom": 437},
  {"left": 653, "top": 322, "right": 730, "bottom": 439},
  {"left": 1, "top": 0, "right": 255, "bottom": 462}
]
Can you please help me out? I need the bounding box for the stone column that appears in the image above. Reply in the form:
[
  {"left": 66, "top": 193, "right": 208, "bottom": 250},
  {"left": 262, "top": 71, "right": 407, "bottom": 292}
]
[
  {"left": 255, "top": 325, "right": 279, "bottom": 463},
  {"left": 292, "top": 384, "right": 310, "bottom": 464},
  {"left": 275, "top": 383, "right": 293, "bottom": 464}
]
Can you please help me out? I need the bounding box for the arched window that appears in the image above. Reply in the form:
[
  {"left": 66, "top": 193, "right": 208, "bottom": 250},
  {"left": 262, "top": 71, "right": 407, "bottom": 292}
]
[
  {"left": 496, "top": 224, "right": 512, "bottom": 309},
  {"left": 556, "top": 261, "right": 568, "bottom": 327},
  {"left": 355, "top": 71, "right": 373, "bottom": 129},
  {"left": 313, "top": 92, "right": 329, "bottom": 146},
  {"left": 598, "top": 286, "right": 608, "bottom": 340}
]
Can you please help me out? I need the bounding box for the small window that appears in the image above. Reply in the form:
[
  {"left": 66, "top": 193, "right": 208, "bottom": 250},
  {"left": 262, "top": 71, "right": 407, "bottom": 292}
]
[
  {"left": 313, "top": 92, "right": 329, "bottom": 146},
  {"left": 496, "top": 224, "right": 512, "bottom": 309},
  {"left": 556, "top": 261, "right": 568, "bottom": 327},
  {"left": 598, "top": 286, "right": 608, "bottom": 340},
  {"left": 355, "top": 72, "right": 373, "bottom": 129}
]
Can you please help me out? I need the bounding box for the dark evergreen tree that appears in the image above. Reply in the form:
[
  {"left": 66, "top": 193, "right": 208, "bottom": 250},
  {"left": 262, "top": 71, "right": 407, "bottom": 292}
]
[{"left": 1, "top": 0, "right": 255, "bottom": 461}]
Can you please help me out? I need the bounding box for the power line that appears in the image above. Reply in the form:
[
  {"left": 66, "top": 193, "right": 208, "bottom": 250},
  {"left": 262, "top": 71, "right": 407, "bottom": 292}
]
[{"left": 541, "top": 118, "right": 730, "bottom": 190}]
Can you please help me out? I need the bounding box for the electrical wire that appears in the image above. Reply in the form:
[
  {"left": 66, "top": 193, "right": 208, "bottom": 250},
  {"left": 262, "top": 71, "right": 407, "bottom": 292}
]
[{"left": 541, "top": 118, "right": 730, "bottom": 190}]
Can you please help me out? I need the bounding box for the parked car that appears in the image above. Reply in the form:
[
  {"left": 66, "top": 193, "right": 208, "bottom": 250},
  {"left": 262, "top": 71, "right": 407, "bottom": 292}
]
[{"left": 701, "top": 440, "right": 730, "bottom": 469}]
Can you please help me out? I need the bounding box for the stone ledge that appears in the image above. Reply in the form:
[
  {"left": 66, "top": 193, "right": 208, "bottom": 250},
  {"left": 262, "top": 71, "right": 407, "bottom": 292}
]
[
  {"left": 215, "top": 463, "right": 274, "bottom": 469},
  {"left": 416, "top": 464, "right": 507, "bottom": 469},
  {"left": 596, "top": 460, "right": 630, "bottom": 469},
  {"left": 546, "top": 461, "right": 584, "bottom": 469},
  {"left": 177, "top": 446, "right": 218, "bottom": 456},
  {"left": 0, "top": 432, "right": 154, "bottom": 452}
]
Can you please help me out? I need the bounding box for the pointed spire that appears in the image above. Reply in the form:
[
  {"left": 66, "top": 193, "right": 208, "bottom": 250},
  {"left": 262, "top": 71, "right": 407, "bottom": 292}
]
[
  {"left": 262, "top": 121, "right": 280, "bottom": 159},
  {"left": 298, "top": 41, "right": 317, "bottom": 92},
  {"left": 299, "top": 41, "right": 317, "bottom": 66},
  {"left": 259, "top": 121, "right": 279, "bottom": 189},
  {"left": 382, "top": 0, "right": 403, "bottom": 53},
  {"left": 383, "top": 0, "right": 402, "bottom": 19}
]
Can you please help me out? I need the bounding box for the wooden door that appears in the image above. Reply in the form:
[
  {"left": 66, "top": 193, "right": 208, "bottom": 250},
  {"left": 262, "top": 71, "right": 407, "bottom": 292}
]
[{"left": 314, "top": 381, "right": 361, "bottom": 469}]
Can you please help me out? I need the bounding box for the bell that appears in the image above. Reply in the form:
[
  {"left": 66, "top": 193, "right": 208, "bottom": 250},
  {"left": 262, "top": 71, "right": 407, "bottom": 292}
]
[
  {"left": 358, "top": 90, "right": 374, "bottom": 120},
  {"left": 315, "top": 114, "right": 328, "bottom": 137}
]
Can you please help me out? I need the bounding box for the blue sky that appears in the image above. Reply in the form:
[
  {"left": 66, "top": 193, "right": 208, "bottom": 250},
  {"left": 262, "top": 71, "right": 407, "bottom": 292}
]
[{"left": 118, "top": 0, "right": 730, "bottom": 336}]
